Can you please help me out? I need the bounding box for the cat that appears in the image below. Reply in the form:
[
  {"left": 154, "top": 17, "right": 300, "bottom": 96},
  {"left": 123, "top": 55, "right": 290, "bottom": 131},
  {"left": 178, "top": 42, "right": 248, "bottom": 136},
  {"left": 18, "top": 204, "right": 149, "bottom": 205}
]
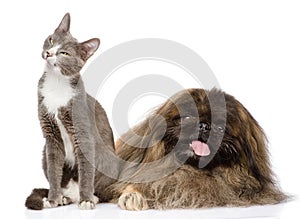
[{"left": 25, "top": 13, "right": 118, "bottom": 210}]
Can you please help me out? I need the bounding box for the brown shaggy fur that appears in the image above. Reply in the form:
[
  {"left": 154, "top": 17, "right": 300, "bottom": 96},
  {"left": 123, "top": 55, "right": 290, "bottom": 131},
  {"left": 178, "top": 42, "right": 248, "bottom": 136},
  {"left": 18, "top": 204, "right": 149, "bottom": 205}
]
[{"left": 112, "top": 88, "right": 287, "bottom": 210}]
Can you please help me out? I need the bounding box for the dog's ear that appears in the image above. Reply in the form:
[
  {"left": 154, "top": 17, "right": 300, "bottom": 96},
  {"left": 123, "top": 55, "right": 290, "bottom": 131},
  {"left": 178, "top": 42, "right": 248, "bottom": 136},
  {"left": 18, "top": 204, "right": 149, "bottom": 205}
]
[
  {"left": 140, "top": 114, "right": 168, "bottom": 162},
  {"left": 238, "top": 106, "right": 274, "bottom": 186}
]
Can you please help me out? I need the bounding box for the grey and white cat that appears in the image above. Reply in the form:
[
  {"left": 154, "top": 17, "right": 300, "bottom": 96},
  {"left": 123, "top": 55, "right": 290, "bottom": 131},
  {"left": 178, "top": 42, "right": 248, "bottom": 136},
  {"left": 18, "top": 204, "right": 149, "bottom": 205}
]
[{"left": 25, "top": 13, "right": 118, "bottom": 210}]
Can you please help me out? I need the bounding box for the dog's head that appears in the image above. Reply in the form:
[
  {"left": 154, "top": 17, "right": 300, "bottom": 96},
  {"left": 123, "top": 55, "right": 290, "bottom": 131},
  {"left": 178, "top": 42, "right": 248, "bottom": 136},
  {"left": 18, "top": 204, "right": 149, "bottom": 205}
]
[{"left": 143, "top": 88, "right": 272, "bottom": 184}]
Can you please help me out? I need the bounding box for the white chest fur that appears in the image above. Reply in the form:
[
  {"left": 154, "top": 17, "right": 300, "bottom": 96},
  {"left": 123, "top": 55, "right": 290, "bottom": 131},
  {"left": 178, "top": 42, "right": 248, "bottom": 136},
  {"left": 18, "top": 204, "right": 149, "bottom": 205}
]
[
  {"left": 40, "top": 70, "right": 76, "bottom": 114},
  {"left": 40, "top": 70, "right": 76, "bottom": 167}
]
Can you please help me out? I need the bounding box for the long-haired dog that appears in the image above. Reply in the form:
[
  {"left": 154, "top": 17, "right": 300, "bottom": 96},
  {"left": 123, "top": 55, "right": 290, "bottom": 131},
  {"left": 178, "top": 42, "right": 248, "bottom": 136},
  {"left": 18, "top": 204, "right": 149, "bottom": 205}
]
[{"left": 112, "top": 88, "right": 287, "bottom": 210}]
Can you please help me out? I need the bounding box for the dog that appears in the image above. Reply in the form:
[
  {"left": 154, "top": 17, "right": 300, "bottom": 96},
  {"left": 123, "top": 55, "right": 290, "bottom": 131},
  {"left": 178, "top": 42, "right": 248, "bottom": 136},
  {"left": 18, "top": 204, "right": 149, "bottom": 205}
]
[{"left": 112, "top": 88, "right": 287, "bottom": 210}]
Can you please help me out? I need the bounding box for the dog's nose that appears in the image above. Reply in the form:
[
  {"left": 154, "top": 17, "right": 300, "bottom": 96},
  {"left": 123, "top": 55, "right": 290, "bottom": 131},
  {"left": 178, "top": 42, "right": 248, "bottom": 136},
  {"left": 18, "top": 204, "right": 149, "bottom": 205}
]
[{"left": 199, "top": 122, "right": 210, "bottom": 132}]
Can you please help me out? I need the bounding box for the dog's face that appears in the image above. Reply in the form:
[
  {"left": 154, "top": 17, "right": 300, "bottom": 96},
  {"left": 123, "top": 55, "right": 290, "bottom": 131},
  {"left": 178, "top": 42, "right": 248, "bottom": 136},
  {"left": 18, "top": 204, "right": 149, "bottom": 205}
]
[
  {"left": 157, "top": 89, "right": 253, "bottom": 169},
  {"left": 116, "top": 88, "right": 273, "bottom": 191}
]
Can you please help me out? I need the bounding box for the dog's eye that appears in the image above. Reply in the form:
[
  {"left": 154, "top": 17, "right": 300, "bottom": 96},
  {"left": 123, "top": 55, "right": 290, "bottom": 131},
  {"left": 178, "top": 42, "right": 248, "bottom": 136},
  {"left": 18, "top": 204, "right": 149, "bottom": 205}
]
[
  {"left": 182, "top": 116, "right": 191, "bottom": 120},
  {"left": 217, "top": 126, "right": 225, "bottom": 133}
]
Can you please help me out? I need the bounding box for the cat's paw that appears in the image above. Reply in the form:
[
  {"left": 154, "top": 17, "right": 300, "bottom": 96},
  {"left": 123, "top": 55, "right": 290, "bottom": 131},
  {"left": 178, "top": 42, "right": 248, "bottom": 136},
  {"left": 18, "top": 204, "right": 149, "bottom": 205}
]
[
  {"left": 118, "top": 192, "right": 148, "bottom": 211},
  {"left": 78, "top": 200, "right": 96, "bottom": 210},
  {"left": 42, "top": 197, "right": 59, "bottom": 208},
  {"left": 62, "top": 196, "right": 72, "bottom": 205},
  {"left": 78, "top": 195, "right": 99, "bottom": 210}
]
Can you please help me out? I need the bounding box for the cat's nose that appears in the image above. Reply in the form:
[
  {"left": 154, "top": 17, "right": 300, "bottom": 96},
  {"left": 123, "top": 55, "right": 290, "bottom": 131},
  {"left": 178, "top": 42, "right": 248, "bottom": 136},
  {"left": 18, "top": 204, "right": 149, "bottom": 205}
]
[{"left": 46, "top": 51, "right": 53, "bottom": 58}]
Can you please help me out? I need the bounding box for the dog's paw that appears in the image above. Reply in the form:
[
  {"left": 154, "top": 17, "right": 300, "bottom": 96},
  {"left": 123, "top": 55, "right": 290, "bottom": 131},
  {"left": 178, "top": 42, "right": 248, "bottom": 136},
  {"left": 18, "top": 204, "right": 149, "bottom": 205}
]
[
  {"left": 78, "top": 200, "right": 96, "bottom": 210},
  {"left": 118, "top": 192, "right": 148, "bottom": 211},
  {"left": 42, "top": 197, "right": 59, "bottom": 208}
]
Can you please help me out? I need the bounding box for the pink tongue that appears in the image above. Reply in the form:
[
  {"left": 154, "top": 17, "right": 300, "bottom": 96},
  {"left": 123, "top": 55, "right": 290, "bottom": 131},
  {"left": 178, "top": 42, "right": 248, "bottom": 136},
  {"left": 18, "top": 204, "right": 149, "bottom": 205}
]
[{"left": 191, "top": 141, "right": 210, "bottom": 156}]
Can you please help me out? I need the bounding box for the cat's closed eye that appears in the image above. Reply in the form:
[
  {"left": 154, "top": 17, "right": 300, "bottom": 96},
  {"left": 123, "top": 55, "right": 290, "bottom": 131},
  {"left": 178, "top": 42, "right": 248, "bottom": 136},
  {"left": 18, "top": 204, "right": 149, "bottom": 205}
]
[{"left": 60, "top": 51, "right": 70, "bottom": 56}]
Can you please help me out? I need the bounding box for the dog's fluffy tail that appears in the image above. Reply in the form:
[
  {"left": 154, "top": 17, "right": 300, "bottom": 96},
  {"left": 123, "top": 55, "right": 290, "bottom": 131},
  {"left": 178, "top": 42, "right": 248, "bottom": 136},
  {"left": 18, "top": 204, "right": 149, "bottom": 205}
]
[{"left": 25, "top": 188, "right": 48, "bottom": 210}]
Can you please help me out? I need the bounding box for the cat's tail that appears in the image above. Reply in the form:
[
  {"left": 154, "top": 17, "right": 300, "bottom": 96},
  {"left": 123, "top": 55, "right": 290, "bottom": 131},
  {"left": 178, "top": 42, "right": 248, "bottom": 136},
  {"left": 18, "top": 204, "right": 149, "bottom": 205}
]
[{"left": 25, "top": 188, "right": 49, "bottom": 210}]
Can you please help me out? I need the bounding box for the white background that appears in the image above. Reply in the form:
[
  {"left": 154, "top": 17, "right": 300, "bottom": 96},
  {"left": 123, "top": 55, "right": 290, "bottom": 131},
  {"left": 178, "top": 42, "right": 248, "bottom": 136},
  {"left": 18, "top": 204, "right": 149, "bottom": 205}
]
[{"left": 0, "top": 0, "right": 299, "bottom": 218}]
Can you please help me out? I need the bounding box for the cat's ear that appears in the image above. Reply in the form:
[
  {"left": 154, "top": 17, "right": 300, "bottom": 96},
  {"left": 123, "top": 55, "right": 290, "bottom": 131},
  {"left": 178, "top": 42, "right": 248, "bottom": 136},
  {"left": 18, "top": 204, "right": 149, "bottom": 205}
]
[
  {"left": 81, "top": 38, "right": 100, "bottom": 60},
  {"left": 55, "top": 13, "right": 71, "bottom": 33}
]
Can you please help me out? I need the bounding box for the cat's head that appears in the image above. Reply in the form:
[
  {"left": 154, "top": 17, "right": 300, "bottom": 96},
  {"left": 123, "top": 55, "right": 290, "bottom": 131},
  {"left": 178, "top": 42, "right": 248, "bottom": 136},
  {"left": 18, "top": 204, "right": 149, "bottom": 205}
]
[{"left": 42, "top": 13, "right": 100, "bottom": 76}]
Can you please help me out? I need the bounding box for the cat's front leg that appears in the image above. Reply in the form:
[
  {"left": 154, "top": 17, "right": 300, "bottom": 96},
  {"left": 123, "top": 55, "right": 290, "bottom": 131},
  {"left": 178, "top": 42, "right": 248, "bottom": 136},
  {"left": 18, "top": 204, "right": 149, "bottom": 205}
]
[
  {"left": 76, "top": 141, "right": 98, "bottom": 210},
  {"left": 44, "top": 137, "right": 65, "bottom": 208},
  {"left": 63, "top": 102, "right": 98, "bottom": 209}
]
